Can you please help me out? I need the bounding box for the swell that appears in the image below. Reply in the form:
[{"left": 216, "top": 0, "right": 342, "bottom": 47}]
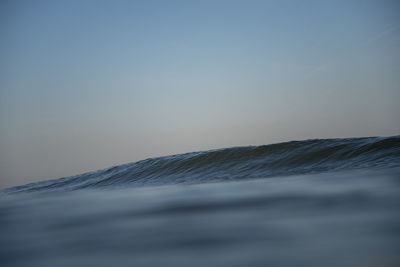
[{"left": 3, "top": 136, "right": 400, "bottom": 194}]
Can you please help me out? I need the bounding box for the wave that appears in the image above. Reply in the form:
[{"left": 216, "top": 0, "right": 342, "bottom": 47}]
[{"left": 3, "top": 136, "right": 400, "bottom": 194}]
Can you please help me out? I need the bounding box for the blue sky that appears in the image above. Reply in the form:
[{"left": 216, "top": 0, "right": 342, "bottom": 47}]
[{"left": 1, "top": 0, "right": 399, "bottom": 187}]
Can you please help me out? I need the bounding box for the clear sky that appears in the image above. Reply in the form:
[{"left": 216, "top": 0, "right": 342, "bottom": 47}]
[{"left": 1, "top": 0, "right": 399, "bottom": 188}]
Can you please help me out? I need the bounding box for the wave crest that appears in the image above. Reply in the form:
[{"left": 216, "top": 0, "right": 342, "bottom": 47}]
[{"left": 3, "top": 136, "right": 400, "bottom": 194}]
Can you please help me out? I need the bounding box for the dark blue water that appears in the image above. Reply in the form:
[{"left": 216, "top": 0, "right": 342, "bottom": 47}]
[{"left": 1, "top": 136, "right": 400, "bottom": 266}]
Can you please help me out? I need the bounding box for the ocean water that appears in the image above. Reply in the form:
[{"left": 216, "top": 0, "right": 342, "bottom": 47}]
[{"left": 1, "top": 136, "right": 400, "bottom": 266}]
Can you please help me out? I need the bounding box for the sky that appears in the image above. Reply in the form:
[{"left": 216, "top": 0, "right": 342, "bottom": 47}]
[{"left": 0, "top": 0, "right": 399, "bottom": 188}]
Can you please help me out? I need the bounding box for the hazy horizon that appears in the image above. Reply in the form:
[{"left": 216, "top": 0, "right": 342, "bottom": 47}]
[{"left": 1, "top": 0, "right": 399, "bottom": 188}]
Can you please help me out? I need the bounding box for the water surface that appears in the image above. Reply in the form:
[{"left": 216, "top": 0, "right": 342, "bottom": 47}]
[{"left": 1, "top": 136, "right": 400, "bottom": 266}]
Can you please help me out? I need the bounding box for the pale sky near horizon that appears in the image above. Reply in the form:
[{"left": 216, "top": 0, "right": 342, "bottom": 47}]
[{"left": 1, "top": 0, "right": 399, "bottom": 188}]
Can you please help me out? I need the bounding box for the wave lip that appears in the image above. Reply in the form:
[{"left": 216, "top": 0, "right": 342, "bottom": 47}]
[{"left": 3, "top": 136, "right": 400, "bottom": 194}]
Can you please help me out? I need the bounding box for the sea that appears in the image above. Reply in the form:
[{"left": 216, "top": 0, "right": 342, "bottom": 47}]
[{"left": 1, "top": 136, "right": 399, "bottom": 266}]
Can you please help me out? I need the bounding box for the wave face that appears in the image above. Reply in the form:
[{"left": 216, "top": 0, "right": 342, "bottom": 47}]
[{"left": 3, "top": 136, "right": 400, "bottom": 194}]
